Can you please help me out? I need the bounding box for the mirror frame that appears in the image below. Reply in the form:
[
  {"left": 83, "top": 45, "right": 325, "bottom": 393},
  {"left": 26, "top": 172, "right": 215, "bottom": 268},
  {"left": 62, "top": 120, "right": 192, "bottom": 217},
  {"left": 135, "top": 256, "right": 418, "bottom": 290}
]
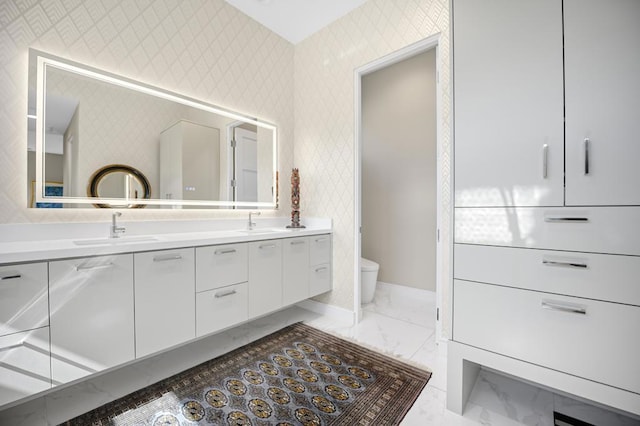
[
  {"left": 87, "top": 164, "right": 152, "bottom": 209},
  {"left": 30, "top": 49, "right": 278, "bottom": 209}
]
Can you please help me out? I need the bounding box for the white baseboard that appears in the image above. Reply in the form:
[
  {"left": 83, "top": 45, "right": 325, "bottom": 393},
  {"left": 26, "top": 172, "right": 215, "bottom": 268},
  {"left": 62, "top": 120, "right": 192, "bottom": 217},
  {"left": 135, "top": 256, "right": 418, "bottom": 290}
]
[{"left": 296, "top": 299, "right": 355, "bottom": 326}]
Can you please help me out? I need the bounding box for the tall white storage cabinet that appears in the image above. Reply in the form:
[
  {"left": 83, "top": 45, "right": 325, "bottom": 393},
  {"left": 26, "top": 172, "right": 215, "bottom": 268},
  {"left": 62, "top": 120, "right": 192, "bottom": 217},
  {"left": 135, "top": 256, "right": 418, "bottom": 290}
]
[
  {"left": 450, "top": 0, "right": 640, "bottom": 417},
  {"left": 159, "top": 120, "right": 221, "bottom": 202}
]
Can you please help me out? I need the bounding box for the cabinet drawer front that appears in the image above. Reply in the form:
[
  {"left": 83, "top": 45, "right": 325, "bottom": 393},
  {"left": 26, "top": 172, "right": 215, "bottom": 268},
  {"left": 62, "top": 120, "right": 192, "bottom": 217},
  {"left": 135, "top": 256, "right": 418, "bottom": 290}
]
[
  {"left": 0, "top": 262, "right": 48, "bottom": 336},
  {"left": 248, "top": 241, "right": 282, "bottom": 319},
  {"left": 455, "top": 244, "right": 640, "bottom": 306},
  {"left": 455, "top": 207, "right": 640, "bottom": 255},
  {"left": 310, "top": 234, "right": 331, "bottom": 266},
  {"left": 134, "top": 248, "right": 195, "bottom": 358},
  {"left": 0, "top": 327, "right": 50, "bottom": 407},
  {"left": 309, "top": 263, "right": 331, "bottom": 297},
  {"left": 196, "top": 243, "right": 248, "bottom": 292},
  {"left": 49, "top": 254, "right": 135, "bottom": 384},
  {"left": 454, "top": 280, "right": 640, "bottom": 394},
  {"left": 196, "top": 283, "right": 248, "bottom": 337}
]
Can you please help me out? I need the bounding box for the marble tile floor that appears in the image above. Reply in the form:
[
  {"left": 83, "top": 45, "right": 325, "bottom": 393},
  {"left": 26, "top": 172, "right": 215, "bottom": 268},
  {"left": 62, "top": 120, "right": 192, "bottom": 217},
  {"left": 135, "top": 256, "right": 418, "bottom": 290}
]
[{"left": 1, "top": 283, "right": 639, "bottom": 425}]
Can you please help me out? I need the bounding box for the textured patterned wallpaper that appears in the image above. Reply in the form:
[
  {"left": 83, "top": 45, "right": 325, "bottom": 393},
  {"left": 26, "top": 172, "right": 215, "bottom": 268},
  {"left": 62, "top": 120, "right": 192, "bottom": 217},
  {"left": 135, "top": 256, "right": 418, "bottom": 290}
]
[
  {"left": 293, "top": 0, "right": 452, "bottom": 323},
  {"left": 0, "top": 0, "right": 294, "bottom": 222}
]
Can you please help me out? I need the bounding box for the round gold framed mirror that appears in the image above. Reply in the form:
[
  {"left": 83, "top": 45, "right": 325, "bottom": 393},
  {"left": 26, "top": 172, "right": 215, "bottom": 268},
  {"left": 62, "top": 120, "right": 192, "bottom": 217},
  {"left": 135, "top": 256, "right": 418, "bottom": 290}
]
[{"left": 87, "top": 164, "right": 151, "bottom": 208}]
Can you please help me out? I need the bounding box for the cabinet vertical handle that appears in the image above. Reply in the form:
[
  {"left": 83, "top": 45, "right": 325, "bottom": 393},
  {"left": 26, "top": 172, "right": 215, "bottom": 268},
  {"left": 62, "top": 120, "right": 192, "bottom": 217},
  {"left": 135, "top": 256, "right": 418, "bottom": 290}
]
[
  {"left": 542, "top": 144, "right": 548, "bottom": 179},
  {"left": 76, "top": 262, "right": 114, "bottom": 271},
  {"left": 584, "top": 138, "right": 590, "bottom": 175},
  {"left": 214, "top": 289, "right": 237, "bottom": 298},
  {"left": 541, "top": 300, "right": 586, "bottom": 315},
  {"left": 0, "top": 274, "right": 21, "bottom": 281},
  {"left": 215, "top": 249, "right": 236, "bottom": 255}
]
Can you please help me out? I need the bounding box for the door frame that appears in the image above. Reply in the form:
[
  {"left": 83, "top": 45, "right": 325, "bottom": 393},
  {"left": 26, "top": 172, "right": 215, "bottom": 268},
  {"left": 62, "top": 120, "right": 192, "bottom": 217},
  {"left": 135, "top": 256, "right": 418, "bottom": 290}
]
[{"left": 353, "top": 33, "right": 445, "bottom": 340}]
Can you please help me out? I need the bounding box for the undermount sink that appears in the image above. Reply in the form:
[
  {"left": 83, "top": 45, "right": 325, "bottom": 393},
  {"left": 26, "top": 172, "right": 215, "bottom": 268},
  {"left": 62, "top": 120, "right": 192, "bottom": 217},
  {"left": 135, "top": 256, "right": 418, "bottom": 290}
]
[
  {"left": 73, "top": 236, "right": 159, "bottom": 246},
  {"left": 234, "top": 228, "right": 284, "bottom": 235}
]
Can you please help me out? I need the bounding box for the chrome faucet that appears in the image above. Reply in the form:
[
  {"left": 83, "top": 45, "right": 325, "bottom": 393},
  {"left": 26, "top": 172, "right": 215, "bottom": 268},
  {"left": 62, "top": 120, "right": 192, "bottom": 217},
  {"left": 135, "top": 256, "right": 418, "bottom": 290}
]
[
  {"left": 110, "top": 212, "right": 126, "bottom": 238},
  {"left": 248, "top": 211, "right": 261, "bottom": 230}
]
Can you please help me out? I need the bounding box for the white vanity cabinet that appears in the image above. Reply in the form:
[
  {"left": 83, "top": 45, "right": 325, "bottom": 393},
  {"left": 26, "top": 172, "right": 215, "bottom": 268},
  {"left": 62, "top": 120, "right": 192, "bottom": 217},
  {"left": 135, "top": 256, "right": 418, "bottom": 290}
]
[
  {"left": 309, "top": 234, "right": 332, "bottom": 297},
  {"left": 0, "top": 262, "right": 48, "bottom": 337},
  {"left": 248, "top": 240, "right": 282, "bottom": 318},
  {"left": 195, "top": 243, "right": 249, "bottom": 337},
  {"left": 0, "top": 327, "right": 51, "bottom": 406},
  {"left": 134, "top": 248, "right": 195, "bottom": 357},
  {"left": 282, "top": 237, "right": 309, "bottom": 306},
  {"left": 49, "top": 254, "right": 135, "bottom": 384}
]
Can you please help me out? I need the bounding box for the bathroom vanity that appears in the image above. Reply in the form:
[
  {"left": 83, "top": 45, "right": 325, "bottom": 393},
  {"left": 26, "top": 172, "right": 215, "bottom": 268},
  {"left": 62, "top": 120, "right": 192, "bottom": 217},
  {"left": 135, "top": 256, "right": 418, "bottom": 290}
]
[{"left": 0, "top": 220, "right": 332, "bottom": 408}]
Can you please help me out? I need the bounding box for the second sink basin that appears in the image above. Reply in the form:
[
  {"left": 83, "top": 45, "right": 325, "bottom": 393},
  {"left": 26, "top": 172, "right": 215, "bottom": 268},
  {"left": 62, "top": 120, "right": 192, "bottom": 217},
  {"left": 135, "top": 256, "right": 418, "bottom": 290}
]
[{"left": 73, "top": 236, "right": 159, "bottom": 246}]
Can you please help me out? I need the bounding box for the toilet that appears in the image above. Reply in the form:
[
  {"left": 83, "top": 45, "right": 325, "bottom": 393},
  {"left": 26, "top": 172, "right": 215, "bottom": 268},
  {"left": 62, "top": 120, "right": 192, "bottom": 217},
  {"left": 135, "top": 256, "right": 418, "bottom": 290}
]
[{"left": 360, "top": 257, "right": 379, "bottom": 304}]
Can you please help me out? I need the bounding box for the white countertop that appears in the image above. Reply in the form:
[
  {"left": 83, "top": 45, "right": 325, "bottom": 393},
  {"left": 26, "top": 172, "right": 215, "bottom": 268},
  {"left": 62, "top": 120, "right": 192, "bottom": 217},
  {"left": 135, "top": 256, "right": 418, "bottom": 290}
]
[{"left": 0, "top": 218, "right": 331, "bottom": 264}]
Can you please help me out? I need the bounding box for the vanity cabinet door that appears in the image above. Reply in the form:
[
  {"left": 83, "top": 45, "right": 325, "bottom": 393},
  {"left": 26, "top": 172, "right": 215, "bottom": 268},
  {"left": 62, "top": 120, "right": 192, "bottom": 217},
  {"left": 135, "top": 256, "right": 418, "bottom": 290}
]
[
  {"left": 196, "top": 243, "right": 248, "bottom": 292},
  {"left": 248, "top": 240, "right": 283, "bottom": 319},
  {"left": 453, "top": 0, "right": 564, "bottom": 207},
  {"left": 49, "top": 254, "right": 134, "bottom": 385},
  {"left": 134, "top": 248, "right": 195, "bottom": 358},
  {"left": 0, "top": 262, "right": 48, "bottom": 337},
  {"left": 282, "top": 237, "right": 309, "bottom": 306},
  {"left": 0, "top": 327, "right": 50, "bottom": 407}
]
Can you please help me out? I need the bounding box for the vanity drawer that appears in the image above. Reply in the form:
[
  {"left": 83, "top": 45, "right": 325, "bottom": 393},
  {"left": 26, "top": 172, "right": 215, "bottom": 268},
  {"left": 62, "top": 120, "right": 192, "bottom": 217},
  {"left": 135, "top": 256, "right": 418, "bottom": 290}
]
[
  {"left": 196, "top": 283, "right": 248, "bottom": 337},
  {"left": 455, "top": 244, "right": 640, "bottom": 306},
  {"left": 196, "top": 243, "right": 248, "bottom": 292},
  {"left": 455, "top": 206, "right": 640, "bottom": 255},
  {"left": 310, "top": 234, "right": 331, "bottom": 266},
  {"left": 0, "top": 262, "right": 48, "bottom": 336},
  {"left": 310, "top": 263, "right": 331, "bottom": 297},
  {"left": 453, "top": 279, "right": 640, "bottom": 394},
  {"left": 0, "top": 327, "right": 51, "bottom": 407}
]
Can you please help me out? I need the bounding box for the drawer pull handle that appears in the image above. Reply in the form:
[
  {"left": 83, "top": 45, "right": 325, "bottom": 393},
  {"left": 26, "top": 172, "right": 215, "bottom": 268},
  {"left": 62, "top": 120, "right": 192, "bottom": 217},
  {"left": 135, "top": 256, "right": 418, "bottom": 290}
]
[
  {"left": 215, "top": 249, "right": 237, "bottom": 255},
  {"left": 542, "top": 260, "right": 588, "bottom": 269},
  {"left": 542, "top": 144, "right": 548, "bottom": 179},
  {"left": 544, "top": 217, "right": 589, "bottom": 223},
  {"left": 76, "top": 263, "right": 114, "bottom": 271},
  {"left": 291, "top": 240, "right": 306, "bottom": 246},
  {"left": 215, "top": 289, "right": 237, "bottom": 298},
  {"left": 584, "top": 138, "right": 590, "bottom": 175},
  {"left": 259, "top": 244, "right": 277, "bottom": 249},
  {"left": 315, "top": 267, "right": 328, "bottom": 273},
  {"left": 153, "top": 254, "right": 182, "bottom": 262},
  {"left": 541, "top": 300, "right": 586, "bottom": 315},
  {"left": 315, "top": 237, "right": 328, "bottom": 243},
  {"left": 0, "top": 274, "right": 21, "bottom": 281}
]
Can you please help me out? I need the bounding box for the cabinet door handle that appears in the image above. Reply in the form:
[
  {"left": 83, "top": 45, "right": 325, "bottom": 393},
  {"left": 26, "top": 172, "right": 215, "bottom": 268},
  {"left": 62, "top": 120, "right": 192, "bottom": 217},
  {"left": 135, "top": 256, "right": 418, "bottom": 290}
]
[
  {"left": 584, "top": 138, "right": 590, "bottom": 175},
  {"left": 76, "top": 262, "right": 114, "bottom": 271},
  {"left": 259, "top": 244, "right": 277, "bottom": 250},
  {"left": 542, "top": 144, "right": 548, "bottom": 179},
  {"left": 214, "top": 289, "right": 237, "bottom": 298},
  {"left": 290, "top": 240, "right": 306, "bottom": 246},
  {"left": 544, "top": 217, "right": 589, "bottom": 223},
  {"left": 542, "top": 259, "right": 588, "bottom": 269},
  {"left": 315, "top": 266, "right": 328, "bottom": 273},
  {"left": 541, "top": 300, "right": 586, "bottom": 315},
  {"left": 0, "top": 274, "right": 21, "bottom": 281},
  {"left": 315, "top": 237, "right": 329, "bottom": 243},
  {"left": 215, "top": 248, "right": 236, "bottom": 255},
  {"left": 153, "top": 254, "right": 182, "bottom": 262}
]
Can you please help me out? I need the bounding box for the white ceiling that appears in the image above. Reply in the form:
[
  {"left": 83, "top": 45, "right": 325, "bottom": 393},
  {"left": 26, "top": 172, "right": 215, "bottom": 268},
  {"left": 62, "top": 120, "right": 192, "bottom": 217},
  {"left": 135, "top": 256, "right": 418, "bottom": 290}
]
[{"left": 225, "top": 0, "right": 369, "bottom": 44}]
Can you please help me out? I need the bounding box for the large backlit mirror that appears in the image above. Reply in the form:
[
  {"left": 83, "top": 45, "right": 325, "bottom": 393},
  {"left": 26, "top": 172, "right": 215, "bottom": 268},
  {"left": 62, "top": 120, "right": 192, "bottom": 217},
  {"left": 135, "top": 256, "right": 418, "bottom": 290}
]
[{"left": 27, "top": 49, "right": 277, "bottom": 209}]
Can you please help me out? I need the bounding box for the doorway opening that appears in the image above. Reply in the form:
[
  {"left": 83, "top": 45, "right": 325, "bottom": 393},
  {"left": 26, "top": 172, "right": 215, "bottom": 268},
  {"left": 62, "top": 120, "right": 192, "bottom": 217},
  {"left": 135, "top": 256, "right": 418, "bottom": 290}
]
[{"left": 354, "top": 34, "right": 444, "bottom": 341}]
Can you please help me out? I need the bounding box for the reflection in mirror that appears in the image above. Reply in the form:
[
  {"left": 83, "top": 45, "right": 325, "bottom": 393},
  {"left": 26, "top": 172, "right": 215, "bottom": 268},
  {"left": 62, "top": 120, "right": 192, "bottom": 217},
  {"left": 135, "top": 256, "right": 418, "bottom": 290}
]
[
  {"left": 27, "top": 49, "right": 277, "bottom": 209},
  {"left": 87, "top": 164, "right": 151, "bottom": 208}
]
